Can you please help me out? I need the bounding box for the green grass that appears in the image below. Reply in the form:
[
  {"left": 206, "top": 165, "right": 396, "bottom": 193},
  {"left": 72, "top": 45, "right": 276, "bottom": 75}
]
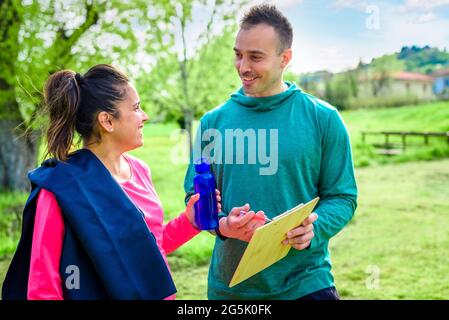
[
  {"left": 331, "top": 159, "right": 449, "bottom": 299},
  {"left": 170, "top": 263, "right": 209, "bottom": 300},
  {"left": 1, "top": 101, "right": 449, "bottom": 299},
  {"left": 0, "top": 258, "right": 11, "bottom": 288}
]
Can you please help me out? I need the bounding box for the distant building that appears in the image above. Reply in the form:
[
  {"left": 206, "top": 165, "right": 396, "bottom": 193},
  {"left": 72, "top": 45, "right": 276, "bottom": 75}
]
[
  {"left": 433, "top": 68, "right": 449, "bottom": 98},
  {"left": 357, "top": 71, "right": 435, "bottom": 101}
]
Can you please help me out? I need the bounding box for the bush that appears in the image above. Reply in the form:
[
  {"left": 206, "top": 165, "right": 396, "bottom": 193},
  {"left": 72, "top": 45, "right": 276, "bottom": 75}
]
[
  {"left": 0, "top": 191, "right": 27, "bottom": 258},
  {"left": 345, "top": 95, "right": 424, "bottom": 110}
]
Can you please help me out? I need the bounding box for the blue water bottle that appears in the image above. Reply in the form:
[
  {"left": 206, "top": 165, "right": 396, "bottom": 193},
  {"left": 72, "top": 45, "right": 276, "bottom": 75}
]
[{"left": 193, "top": 158, "right": 219, "bottom": 230}]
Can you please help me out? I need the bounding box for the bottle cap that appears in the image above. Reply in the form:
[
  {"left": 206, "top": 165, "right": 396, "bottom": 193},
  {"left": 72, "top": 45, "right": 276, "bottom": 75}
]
[{"left": 194, "top": 158, "right": 210, "bottom": 173}]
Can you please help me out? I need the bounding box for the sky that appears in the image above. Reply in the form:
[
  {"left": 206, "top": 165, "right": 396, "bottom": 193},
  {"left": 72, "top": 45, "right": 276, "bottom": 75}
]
[
  {"left": 232, "top": 0, "right": 449, "bottom": 73},
  {"left": 75, "top": 0, "right": 449, "bottom": 76}
]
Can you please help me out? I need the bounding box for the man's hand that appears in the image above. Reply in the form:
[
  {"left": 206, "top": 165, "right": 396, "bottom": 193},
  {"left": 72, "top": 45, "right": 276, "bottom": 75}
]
[
  {"left": 282, "top": 212, "right": 318, "bottom": 250},
  {"left": 219, "top": 204, "right": 266, "bottom": 242}
]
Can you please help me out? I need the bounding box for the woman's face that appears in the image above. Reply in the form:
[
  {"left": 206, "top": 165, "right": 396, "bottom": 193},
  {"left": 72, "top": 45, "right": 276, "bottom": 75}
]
[{"left": 109, "top": 83, "right": 149, "bottom": 152}]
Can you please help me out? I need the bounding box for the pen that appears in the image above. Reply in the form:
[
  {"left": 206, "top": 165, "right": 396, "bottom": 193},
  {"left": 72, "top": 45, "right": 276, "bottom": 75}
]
[{"left": 240, "top": 211, "right": 273, "bottom": 222}]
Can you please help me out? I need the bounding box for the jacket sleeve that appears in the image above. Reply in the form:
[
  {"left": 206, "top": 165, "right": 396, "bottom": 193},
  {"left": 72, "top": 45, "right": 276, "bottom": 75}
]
[
  {"left": 162, "top": 213, "right": 200, "bottom": 254},
  {"left": 27, "top": 189, "right": 65, "bottom": 300}
]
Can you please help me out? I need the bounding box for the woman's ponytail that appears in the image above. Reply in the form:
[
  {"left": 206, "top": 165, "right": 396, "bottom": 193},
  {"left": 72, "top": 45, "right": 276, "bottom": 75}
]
[{"left": 43, "top": 70, "right": 81, "bottom": 161}]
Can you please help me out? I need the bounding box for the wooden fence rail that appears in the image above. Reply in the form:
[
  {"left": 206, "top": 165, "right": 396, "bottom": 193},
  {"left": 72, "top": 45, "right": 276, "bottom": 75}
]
[{"left": 361, "top": 131, "right": 449, "bottom": 153}]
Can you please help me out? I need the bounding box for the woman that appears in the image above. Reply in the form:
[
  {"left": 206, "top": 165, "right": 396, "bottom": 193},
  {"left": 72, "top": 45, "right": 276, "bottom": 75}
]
[{"left": 2, "top": 64, "right": 220, "bottom": 300}]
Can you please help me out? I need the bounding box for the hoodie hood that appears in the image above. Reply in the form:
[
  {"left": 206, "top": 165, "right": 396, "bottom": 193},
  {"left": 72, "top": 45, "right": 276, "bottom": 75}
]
[{"left": 230, "top": 82, "right": 301, "bottom": 111}]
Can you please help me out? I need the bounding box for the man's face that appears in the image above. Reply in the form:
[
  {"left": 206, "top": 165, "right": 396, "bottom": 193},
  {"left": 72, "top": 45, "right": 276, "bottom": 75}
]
[{"left": 234, "top": 23, "right": 291, "bottom": 97}]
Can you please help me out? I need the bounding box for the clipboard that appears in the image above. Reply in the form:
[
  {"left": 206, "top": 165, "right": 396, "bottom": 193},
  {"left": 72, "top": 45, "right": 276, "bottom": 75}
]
[{"left": 229, "top": 197, "right": 320, "bottom": 287}]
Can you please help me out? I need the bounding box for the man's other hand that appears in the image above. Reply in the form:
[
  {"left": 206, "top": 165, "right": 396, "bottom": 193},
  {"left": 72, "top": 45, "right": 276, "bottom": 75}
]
[{"left": 282, "top": 212, "right": 318, "bottom": 250}]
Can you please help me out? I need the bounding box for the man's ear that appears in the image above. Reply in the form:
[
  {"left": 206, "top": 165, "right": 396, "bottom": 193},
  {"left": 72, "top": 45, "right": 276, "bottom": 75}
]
[
  {"left": 97, "top": 111, "right": 113, "bottom": 132},
  {"left": 280, "top": 48, "right": 292, "bottom": 69}
]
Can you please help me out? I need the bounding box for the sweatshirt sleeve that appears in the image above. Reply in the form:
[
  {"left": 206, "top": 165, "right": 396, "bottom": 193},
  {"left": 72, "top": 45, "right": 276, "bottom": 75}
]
[
  {"left": 310, "top": 110, "right": 358, "bottom": 249},
  {"left": 162, "top": 213, "right": 200, "bottom": 254},
  {"left": 27, "top": 189, "right": 65, "bottom": 300}
]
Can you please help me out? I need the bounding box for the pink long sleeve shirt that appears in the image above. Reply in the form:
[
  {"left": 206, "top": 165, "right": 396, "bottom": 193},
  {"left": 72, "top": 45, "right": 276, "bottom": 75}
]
[{"left": 27, "top": 154, "right": 199, "bottom": 300}]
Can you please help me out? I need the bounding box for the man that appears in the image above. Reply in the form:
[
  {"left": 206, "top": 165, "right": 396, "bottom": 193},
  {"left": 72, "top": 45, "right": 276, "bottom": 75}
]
[{"left": 184, "top": 4, "right": 357, "bottom": 300}]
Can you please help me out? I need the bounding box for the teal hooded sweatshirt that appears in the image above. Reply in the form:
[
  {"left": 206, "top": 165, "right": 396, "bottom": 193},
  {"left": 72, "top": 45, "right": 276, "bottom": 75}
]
[{"left": 184, "top": 82, "right": 357, "bottom": 299}]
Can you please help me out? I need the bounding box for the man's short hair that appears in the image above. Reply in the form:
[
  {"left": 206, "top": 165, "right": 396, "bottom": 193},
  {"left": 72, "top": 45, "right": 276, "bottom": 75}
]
[{"left": 240, "top": 4, "right": 293, "bottom": 54}]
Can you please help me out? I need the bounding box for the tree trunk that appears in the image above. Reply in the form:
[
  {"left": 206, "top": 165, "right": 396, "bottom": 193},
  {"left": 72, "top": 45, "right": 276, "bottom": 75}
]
[
  {"left": 0, "top": 116, "right": 38, "bottom": 191},
  {"left": 0, "top": 76, "right": 38, "bottom": 191},
  {"left": 183, "top": 108, "right": 194, "bottom": 156},
  {"left": 177, "top": 116, "right": 186, "bottom": 129}
]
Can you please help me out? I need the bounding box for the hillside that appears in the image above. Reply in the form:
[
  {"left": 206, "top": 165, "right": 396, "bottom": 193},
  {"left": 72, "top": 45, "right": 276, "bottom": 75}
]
[
  {"left": 301, "top": 45, "right": 449, "bottom": 81},
  {"left": 397, "top": 45, "right": 449, "bottom": 74}
]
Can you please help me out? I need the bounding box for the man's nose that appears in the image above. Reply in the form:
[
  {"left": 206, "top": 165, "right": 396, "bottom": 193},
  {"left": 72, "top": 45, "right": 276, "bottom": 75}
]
[{"left": 238, "top": 57, "right": 251, "bottom": 74}]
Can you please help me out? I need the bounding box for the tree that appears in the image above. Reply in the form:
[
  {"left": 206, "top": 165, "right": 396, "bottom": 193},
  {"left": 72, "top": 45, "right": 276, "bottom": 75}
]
[
  {"left": 324, "top": 71, "right": 358, "bottom": 109},
  {"left": 0, "top": 0, "right": 178, "bottom": 190},
  {"left": 137, "top": 0, "right": 246, "bottom": 151},
  {"left": 368, "top": 55, "right": 403, "bottom": 97}
]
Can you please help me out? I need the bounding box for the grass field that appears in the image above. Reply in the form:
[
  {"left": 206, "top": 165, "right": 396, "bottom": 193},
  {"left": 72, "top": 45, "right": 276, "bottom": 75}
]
[
  {"left": 167, "top": 158, "right": 449, "bottom": 300},
  {"left": 332, "top": 159, "right": 449, "bottom": 299},
  {"left": 1, "top": 101, "right": 448, "bottom": 299}
]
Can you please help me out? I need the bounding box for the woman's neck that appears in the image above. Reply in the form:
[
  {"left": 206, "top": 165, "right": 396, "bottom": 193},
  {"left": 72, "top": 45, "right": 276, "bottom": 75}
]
[{"left": 85, "top": 143, "right": 130, "bottom": 182}]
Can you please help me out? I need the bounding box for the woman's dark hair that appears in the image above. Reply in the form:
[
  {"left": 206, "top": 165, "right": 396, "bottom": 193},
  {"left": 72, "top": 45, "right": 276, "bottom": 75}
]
[{"left": 43, "top": 64, "right": 129, "bottom": 161}]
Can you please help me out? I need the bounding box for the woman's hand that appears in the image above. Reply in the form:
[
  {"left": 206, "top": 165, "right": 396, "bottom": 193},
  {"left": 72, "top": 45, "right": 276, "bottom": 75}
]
[
  {"left": 184, "top": 193, "right": 200, "bottom": 229},
  {"left": 215, "top": 189, "right": 222, "bottom": 212},
  {"left": 184, "top": 189, "right": 222, "bottom": 229}
]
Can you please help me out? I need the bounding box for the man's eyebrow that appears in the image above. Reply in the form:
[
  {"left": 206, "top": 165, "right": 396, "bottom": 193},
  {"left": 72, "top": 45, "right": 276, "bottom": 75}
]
[
  {"left": 248, "top": 50, "right": 265, "bottom": 55},
  {"left": 132, "top": 101, "right": 140, "bottom": 107},
  {"left": 233, "top": 48, "right": 265, "bottom": 55}
]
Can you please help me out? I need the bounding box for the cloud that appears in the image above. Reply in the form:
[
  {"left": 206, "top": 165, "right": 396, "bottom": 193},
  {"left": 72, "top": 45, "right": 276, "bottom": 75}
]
[
  {"left": 237, "top": 0, "right": 305, "bottom": 23},
  {"left": 290, "top": 45, "right": 358, "bottom": 73},
  {"left": 403, "top": 0, "right": 449, "bottom": 11},
  {"left": 395, "top": 0, "right": 449, "bottom": 22},
  {"left": 414, "top": 12, "right": 438, "bottom": 23},
  {"left": 333, "top": 0, "right": 449, "bottom": 21},
  {"left": 378, "top": 4, "right": 449, "bottom": 50},
  {"left": 243, "top": 0, "right": 304, "bottom": 11},
  {"left": 275, "top": 0, "right": 304, "bottom": 9},
  {"left": 331, "top": 0, "right": 369, "bottom": 11}
]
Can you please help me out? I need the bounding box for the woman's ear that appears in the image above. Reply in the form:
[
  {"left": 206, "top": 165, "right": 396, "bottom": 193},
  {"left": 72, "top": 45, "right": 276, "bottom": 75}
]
[{"left": 97, "top": 111, "right": 114, "bottom": 133}]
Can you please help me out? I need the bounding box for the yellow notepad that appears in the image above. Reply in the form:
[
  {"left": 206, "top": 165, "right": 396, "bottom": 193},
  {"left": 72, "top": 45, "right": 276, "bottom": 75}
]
[{"left": 229, "top": 197, "right": 320, "bottom": 288}]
